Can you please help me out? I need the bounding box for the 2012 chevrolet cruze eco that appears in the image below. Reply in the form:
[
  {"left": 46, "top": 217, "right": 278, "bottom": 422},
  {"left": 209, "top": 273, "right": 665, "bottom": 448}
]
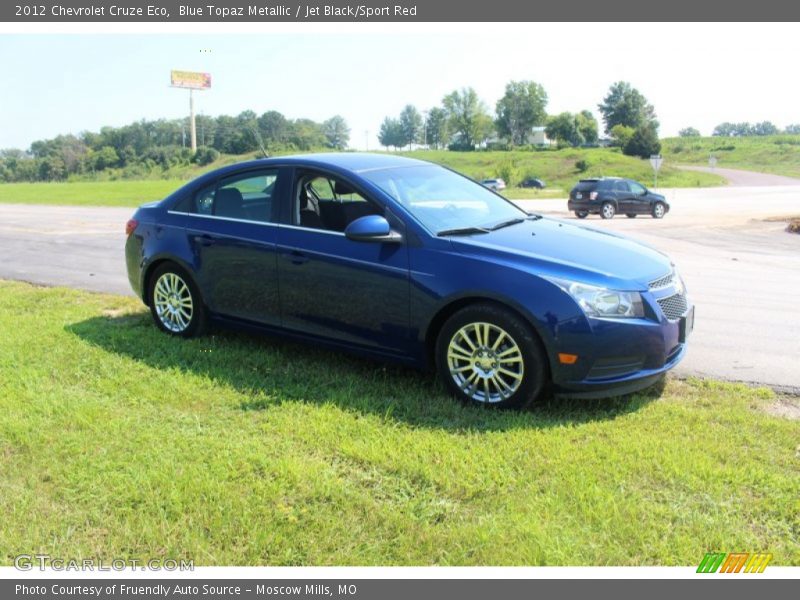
[{"left": 125, "top": 154, "right": 694, "bottom": 409}]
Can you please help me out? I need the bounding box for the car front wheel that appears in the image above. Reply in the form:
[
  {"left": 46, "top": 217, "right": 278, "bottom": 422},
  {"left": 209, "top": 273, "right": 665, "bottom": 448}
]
[
  {"left": 148, "top": 263, "right": 207, "bottom": 337},
  {"left": 435, "top": 303, "right": 547, "bottom": 409},
  {"left": 575, "top": 211, "right": 589, "bottom": 219},
  {"left": 652, "top": 202, "right": 666, "bottom": 219},
  {"left": 601, "top": 202, "right": 616, "bottom": 219}
]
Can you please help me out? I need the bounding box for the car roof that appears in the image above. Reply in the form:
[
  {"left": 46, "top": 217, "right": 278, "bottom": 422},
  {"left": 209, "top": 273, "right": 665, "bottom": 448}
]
[{"left": 208, "top": 152, "right": 434, "bottom": 177}]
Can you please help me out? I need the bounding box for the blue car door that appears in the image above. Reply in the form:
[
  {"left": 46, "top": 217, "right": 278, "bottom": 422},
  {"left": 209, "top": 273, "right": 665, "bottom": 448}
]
[
  {"left": 185, "top": 167, "right": 287, "bottom": 326},
  {"left": 275, "top": 170, "right": 411, "bottom": 355}
]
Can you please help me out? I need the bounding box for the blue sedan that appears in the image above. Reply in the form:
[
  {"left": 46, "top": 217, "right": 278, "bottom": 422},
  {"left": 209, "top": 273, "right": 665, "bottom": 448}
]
[{"left": 125, "top": 153, "right": 693, "bottom": 409}]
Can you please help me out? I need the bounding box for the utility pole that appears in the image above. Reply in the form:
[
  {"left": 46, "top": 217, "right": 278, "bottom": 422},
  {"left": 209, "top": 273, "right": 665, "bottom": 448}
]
[
  {"left": 189, "top": 89, "right": 197, "bottom": 152},
  {"left": 170, "top": 70, "right": 211, "bottom": 153},
  {"left": 365, "top": 130, "right": 369, "bottom": 151}
]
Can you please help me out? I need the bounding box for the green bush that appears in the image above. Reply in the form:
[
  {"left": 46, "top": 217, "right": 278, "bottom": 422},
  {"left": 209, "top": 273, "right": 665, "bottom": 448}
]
[
  {"left": 623, "top": 125, "right": 661, "bottom": 159},
  {"left": 193, "top": 146, "right": 220, "bottom": 166},
  {"left": 575, "top": 159, "right": 590, "bottom": 173},
  {"left": 497, "top": 160, "right": 520, "bottom": 186}
]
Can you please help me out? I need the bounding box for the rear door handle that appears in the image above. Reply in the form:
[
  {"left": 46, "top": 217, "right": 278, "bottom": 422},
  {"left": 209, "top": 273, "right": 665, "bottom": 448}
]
[
  {"left": 196, "top": 234, "right": 215, "bottom": 247},
  {"left": 282, "top": 250, "right": 309, "bottom": 265}
]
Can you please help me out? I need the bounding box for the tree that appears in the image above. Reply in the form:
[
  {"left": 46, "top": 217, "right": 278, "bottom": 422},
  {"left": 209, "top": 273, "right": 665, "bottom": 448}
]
[
  {"left": 289, "top": 118, "right": 326, "bottom": 150},
  {"left": 425, "top": 107, "right": 449, "bottom": 149},
  {"left": 575, "top": 110, "right": 599, "bottom": 144},
  {"left": 598, "top": 81, "right": 657, "bottom": 134},
  {"left": 494, "top": 80, "right": 548, "bottom": 146},
  {"left": 378, "top": 117, "right": 404, "bottom": 150},
  {"left": 258, "top": 111, "right": 289, "bottom": 145},
  {"left": 624, "top": 123, "right": 661, "bottom": 159},
  {"left": 442, "top": 87, "right": 492, "bottom": 149},
  {"left": 92, "top": 146, "right": 120, "bottom": 170},
  {"left": 322, "top": 115, "right": 350, "bottom": 150},
  {"left": 610, "top": 124, "right": 635, "bottom": 148},
  {"left": 398, "top": 105, "right": 423, "bottom": 148},
  {"left": 679, "top": 127, "right": 701, "bottom": 137},
  {"left": 545, "top": 113, "right": 583, "bottom": 147},
  {"left": 713, "top": 122, "right": 752, "bottom": 137},
  {"left": 752, "top": 121, "right": 779, "bottom": 136},
  {"left": 785, "top": 124, "right": 800, "bottom": 134}
]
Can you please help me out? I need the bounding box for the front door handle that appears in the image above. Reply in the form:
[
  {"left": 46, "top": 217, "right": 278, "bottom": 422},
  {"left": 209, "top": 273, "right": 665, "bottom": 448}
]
[{"left": 283, "top": 250, "right": 309, "bottom": 265}]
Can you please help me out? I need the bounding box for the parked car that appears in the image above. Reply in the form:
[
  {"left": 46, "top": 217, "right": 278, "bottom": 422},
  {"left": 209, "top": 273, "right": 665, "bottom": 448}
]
[
  {"left": 568, "top": 177, "right": 669, "bottom": 219},
  {"left": 125, "top": 154, "right": 693, "bottom": 409},
  {"left": 480, "top": 178, "right": 506, "bottom": 191},
  {"left": 520, "top": 177, "right": 546, "bottom": 189}
]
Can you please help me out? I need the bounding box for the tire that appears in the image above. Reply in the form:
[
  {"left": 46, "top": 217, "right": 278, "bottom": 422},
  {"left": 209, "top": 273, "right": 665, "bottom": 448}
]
[
  {"left": 148, "top": 262, "right": 207, "bottom": 337},
  {"left": 601, "top": 202, "right": 616, "bottom": 219},
  {"left": 574, "top": 211, "right": 589, "bottom": 219},
  {"left": 435, "top": 303, "right": 548, "bottom": 410},
  {"left": 652, "top": 202, "right": 666, "bottom": 219},
  {"left": 626, "top": 213, "right": 637, "bottom": 218}
]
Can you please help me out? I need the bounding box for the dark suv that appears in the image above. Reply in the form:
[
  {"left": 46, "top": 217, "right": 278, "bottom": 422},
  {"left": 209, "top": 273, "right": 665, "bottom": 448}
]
[{"left": 568, "top": 178, "right": 669, "bottom": 219}]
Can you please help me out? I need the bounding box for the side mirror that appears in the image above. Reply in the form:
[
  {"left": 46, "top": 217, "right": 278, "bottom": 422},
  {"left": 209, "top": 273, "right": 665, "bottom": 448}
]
[{"left": 345, "top": 215, "right": 402, "bottom": 243}]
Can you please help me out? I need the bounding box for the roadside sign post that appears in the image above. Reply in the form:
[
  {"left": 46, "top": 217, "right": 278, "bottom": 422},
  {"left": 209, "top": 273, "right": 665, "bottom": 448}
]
[
  {"left": 709, "top": 155, "right": 718, "bottom": 170},
  {"left": 649, "top": 154, "right": 663, "bottom": 189},
  {"left": 170, "top": 70, "right": 212, "bottom": 153}
]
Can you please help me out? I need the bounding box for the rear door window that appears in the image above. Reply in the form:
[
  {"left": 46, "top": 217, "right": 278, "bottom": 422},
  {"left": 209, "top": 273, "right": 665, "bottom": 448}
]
[
  {"left": 614, "top": 181, "right": 630, "bottom": 192},
  {"left": 190, "top": 169, "right": 279, "bottom": 223}
]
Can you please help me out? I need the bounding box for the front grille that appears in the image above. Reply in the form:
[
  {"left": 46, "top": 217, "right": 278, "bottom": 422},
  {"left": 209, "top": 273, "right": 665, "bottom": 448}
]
[
  {"left": 657, "top": 292, "right": 688, "bottom": 321},
  {"left": 649, "top": 271, "right": 675, "bottom": 290}
]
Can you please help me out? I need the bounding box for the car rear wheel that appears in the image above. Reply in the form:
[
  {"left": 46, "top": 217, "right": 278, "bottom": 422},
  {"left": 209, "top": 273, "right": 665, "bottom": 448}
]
[
  {"left": 148, "top": 263, "right": 207, "bottom": 337},
  {"left": 435, "top": 303, "right": 547, "bottom": 410},
  {"left": 575, "top": 211, "right": 589, "bottom": 219},
  {"left": 601, "top": 202, "right": 616, "bottom": 219},
  {"left": 626, "top": 213, "right": 637, "bottom": 218},
  {"left": 652, "top": 202, "right": 666, "bottom": 219}
]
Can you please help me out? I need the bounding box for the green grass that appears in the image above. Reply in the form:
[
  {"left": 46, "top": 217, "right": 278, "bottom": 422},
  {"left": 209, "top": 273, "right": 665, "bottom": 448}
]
[
  {"left": 401, "top": 148, "right": 725, "bottom": 198},
  {"left": 0, "top": 146, "right": 726, "bottom": 207},
  {"left": 662, "top": 135, "right": 800, "bottom": 179},
  {"left": 1, "top": 280, "right": 797, "bottom": 566},
  {"left": 0, "top": 180, "right": 185, "bottom": 208}
]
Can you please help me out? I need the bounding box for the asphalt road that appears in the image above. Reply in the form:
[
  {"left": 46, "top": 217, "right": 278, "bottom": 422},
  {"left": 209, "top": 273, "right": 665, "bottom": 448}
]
[
  {"left": 1, "top": 167, "right": 799, "bottom": 392},
  {"left": 680, "top": 165, "right": 800, "bottom": 186}
]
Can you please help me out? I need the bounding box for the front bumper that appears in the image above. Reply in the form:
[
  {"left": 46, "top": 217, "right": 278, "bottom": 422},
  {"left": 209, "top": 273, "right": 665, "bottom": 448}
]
[{"left": 549, "top": 298, "right": 693, "bottom": 399}]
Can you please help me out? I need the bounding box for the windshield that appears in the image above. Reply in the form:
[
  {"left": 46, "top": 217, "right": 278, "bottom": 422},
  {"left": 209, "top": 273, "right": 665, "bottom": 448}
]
[{"left": 361, "top": 165, "right": 527, "bottom": 234}]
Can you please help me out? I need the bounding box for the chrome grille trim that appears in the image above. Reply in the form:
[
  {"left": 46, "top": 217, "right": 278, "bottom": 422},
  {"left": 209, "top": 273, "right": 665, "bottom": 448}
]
[
  {"left": 649, "top": 271, "right": 675, "bottom": 290},
  {"left": 657, "top": 292, "right": 688, "bottom": 321}
]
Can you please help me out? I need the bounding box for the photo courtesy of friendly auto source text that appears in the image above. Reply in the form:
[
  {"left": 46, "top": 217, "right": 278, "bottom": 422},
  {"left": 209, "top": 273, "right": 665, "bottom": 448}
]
[{"left": 0, "top": 0, "right": 798, "bottom": 597}]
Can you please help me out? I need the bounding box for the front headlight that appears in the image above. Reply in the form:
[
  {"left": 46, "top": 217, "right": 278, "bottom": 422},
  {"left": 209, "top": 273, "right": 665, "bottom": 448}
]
[{"left": 547, "top": 278, "right": 644, "bottom": 318}]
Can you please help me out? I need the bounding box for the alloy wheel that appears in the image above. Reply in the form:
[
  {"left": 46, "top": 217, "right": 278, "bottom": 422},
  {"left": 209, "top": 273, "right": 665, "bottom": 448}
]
[
  {"left": 153, "top": 272, "right": 194, "bottom": 333},
  {"left": 446, "top": 322, "right": 525, "bottom": 403}
]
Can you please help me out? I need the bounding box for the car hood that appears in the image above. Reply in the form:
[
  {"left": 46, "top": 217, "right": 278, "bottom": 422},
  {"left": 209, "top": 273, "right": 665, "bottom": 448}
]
[{"left": 448, "top": 217, "right": 672, "bottom": 290}]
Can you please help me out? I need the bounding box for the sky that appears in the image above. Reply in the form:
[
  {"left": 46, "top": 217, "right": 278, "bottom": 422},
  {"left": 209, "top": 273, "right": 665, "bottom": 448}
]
[{"left": 1, "top": 23, "right": 799, "bottom": 150}]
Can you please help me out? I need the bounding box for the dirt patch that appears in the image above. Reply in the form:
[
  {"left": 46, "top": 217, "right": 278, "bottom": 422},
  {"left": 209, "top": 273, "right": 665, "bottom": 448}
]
[
  {"left": 760, "top": 215, "right": 800, "bottom": 234},
  {"left": 764, "top": 397, "right": 800, "bottom": 420}
]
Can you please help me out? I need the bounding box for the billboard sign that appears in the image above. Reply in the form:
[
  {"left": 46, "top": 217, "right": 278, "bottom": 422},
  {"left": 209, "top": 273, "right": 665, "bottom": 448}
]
[{"left": 170, "top": 70, "right": 211, "bottom": 89}]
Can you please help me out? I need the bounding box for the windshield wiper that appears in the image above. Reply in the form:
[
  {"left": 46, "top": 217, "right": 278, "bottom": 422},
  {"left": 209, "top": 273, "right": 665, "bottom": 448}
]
[
  {"left": 487, "top": 217, "right": 525, "bottom": 231},
  {"left": 437, "top": 226, "right": 491, "bottom": 237}
]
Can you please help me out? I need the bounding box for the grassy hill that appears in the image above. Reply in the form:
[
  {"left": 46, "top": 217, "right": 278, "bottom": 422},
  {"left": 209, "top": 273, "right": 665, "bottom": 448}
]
[
  {"left": 662, "top": 135, "right": 800, "bottom": 178},
  {"left": 399, "top": 148, "right": 723, "bottom": 199},
  {"left": 0, "top": 146, "right": 724, "bottom": 208}
]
